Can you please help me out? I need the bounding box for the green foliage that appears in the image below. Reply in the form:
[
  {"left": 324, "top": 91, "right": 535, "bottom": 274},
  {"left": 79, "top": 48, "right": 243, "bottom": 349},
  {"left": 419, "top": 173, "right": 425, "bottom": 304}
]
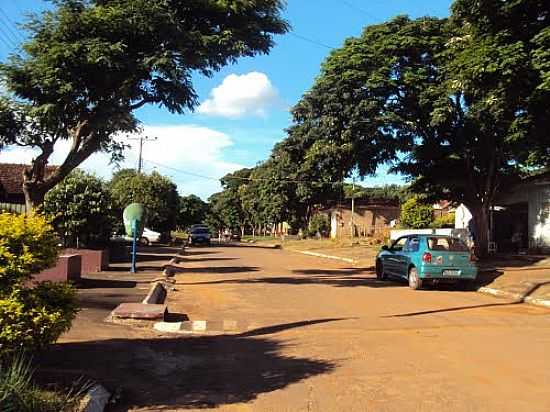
[
  {"left": 400, "top": 197, "right": 433, "bottom": 229},
  {"left": 0, "top": 213, "right": 58, "bottom": 291},
  {"left": 0, "top": 353, "right": 86, "bottom": 412},
  {"left": 43, "top": 170, "right": 113, "bottom": 248},
  {"left": 207, "top": 169, "right": 252, "bottom": 232},
  {"left": 0, "top": 213, "right": 78, "bottom": 355},
  {"left": 0, "top": 283, "right": 78, "bottom": 354},
  {"left": 177, "top": 195, "right": 209, "bottom": 230},
  {"left": 430, "top": 212, "right": 456, "bottom": 229},
  {"left": 344, "top": 183, "right": 409, "bottom": 202},
  {"left": 109, "top": 169, "right": 179, "bottom": 233},
  {"left": 272, "top": 3, "right": 550, "bottom": 256},
  {"left": 308, "top": 213, "right": 331, "bottom": 238},
  {"left": 0, "top": 0, "right": 288, "bottom": 207}
]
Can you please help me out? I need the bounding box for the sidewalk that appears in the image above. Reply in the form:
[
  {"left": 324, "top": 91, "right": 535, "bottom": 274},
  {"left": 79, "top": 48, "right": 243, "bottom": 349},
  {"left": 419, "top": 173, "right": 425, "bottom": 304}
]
[{"left": 476, "top": 255, "right": 550, "bottom": 307}]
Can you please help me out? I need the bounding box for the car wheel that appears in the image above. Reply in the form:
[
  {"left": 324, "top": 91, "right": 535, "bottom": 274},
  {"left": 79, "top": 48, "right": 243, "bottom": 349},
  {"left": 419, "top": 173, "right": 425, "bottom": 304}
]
[
  {"left": 408, "top": 266, "right": 423, "bottom": 290},
  {"left": 376, "top": 259, "right": 386, "bottom": 280},
  {"left": 140, "top": 237, "right": 150, "bottom": 246}
]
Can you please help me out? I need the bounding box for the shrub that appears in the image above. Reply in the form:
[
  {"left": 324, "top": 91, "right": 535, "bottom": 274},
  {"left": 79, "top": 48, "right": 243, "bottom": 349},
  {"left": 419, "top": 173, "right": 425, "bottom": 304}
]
[
  {"left": 430, "top": 212, "right": 455, "bottom": 228},
  {"left": 0, "top": 284, "right": 78, "bottom": 353},
  {"left": 0, "top": 213, "right": 58, "bottom": 290},
  {"left": 43, "top": 170, "right": 113, "bottom": 248},
  {"left": 0, "top": 213, "right": 78, "bottom": 355},
  {"left": 308, "top": 213, "right": 331, "bottom": 238},
  {"left": 399, "top": 196, "right": 433, "bottom": 229}
]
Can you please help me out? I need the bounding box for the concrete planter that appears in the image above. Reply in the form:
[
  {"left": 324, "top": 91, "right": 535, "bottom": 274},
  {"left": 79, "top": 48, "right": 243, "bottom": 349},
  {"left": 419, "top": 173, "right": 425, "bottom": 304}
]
[
  {"left": 33, "top": 254, "right": 82, "bottom": 283},
  {"left": 63, "top": 248, "right": 109, "bottom": 274}
]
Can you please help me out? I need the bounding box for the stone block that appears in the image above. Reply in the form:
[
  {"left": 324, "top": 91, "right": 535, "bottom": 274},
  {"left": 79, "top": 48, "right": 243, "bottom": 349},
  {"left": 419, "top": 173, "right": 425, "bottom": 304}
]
[{"left": 111, "top": 303, "right": 167, "bottom": 320}]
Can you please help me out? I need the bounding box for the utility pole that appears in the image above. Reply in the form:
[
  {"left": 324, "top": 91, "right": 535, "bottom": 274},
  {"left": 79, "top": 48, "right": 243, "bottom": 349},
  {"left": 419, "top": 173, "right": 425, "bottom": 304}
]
[
  {"left": 351, "top": 176, "right": 355, "bottom": 241},
  {"left": 129, "top": 135, "right": 158, "bottom": 173}
]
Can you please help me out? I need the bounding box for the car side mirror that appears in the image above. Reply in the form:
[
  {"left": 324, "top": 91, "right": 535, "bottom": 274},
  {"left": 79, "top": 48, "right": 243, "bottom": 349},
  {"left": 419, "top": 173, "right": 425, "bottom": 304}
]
[{"left": 381, "top": 245, "right": 389, "bottom": 251}]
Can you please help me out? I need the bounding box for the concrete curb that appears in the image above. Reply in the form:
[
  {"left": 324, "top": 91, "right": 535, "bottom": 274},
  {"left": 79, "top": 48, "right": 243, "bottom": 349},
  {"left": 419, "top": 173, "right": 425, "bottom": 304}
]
[
  {"left": 477, "top": 286, "right": 550, "bottom": 309},
  {"left": 293, "top": 250, "right": 357, "bottom": 264},
  {"left": 524, "top": 296, "right": 550, "bottom": 309},
  {"left": 142, "top": 282, "right": 167, "bottom": 304},
  {"left": 80, "top": 384, "right": 110, "bottom": 412}
]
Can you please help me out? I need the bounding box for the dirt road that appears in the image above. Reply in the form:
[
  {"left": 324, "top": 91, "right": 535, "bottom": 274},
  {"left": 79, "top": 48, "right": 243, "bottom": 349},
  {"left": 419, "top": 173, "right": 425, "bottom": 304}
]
[{"left": 44, "top": 245, "right": 550, "bottom": 411}]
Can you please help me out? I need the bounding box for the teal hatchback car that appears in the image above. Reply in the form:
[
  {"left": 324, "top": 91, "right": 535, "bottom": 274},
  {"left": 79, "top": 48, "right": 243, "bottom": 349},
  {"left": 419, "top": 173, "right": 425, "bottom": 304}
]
[{"left": 376, "top": 234, "right": 477, "bottom": 290}]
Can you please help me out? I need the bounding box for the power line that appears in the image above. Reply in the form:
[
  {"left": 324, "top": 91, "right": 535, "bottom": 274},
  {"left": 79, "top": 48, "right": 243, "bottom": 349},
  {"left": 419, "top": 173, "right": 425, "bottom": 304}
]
[
  {"left": 143, "top": 158, "right": 346, "bottom": 186},
  {"left": 289, "top": 32, "right": 335, "bottom": 50},
  {"left": 0, "top": 26, "right": 16, "bottom": 52},
  {"left": 0, "top": 7, "right": 24, "bottom": 43},
  {"left": 341, "top": 0, "right": 380, "bottom": 22}
]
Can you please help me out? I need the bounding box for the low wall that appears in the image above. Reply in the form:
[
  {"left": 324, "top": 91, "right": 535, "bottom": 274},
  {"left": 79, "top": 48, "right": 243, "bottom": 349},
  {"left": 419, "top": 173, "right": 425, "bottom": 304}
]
[
  {"left": 63, "top": 248, "right": 109, "bottom": 273},
  {"left": 33, "top": 254, "right": 82, "bottom": 283}
]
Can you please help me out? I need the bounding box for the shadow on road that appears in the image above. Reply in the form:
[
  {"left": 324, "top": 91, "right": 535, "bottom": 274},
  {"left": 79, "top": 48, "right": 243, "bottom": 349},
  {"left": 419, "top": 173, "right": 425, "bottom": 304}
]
[
  {"left": 181, "top": 257, "right": 239, "bottom": 263},
  {"left": 38, "top": 320, "right": 340, "bottom": 411},
  {"left": 184, "top": 250, "right": 219, "bottom": 256},
  {"left": 293, "top": 268, "right": 375, "bottom": 276},
  {"left": 240, "top": 318, "right": 351, "bottom": 337},
  {"left": 182, "top": 266, "right": 260, "bottom": 274},
  {"left": 382, "top": 301, "right": 520, "bottom": 318},
  {"left": 183, "top": 274, "right": 401, "bottom": 288}
]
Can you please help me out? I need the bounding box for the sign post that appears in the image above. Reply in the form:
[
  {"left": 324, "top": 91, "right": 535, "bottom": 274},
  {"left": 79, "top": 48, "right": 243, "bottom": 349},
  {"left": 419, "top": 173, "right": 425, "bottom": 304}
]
[
  {"left": 123, "top": 203, "right": 146, "bottom": 274},
  {"left": 131, "top": 220, "right": 138, "bottom": 273}
]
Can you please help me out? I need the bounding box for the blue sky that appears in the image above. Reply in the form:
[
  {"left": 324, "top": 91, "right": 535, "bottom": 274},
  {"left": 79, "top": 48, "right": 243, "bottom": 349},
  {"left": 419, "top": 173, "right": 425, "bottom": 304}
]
[{"left": 0, "top": 0, "right": 453, "bottom": 199}]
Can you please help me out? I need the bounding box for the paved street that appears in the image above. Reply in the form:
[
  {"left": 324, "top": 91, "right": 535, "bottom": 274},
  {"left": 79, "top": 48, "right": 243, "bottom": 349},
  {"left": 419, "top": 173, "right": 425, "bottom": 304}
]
[{"left": 44, "top": 245, "right": 550, "bottom": 411}]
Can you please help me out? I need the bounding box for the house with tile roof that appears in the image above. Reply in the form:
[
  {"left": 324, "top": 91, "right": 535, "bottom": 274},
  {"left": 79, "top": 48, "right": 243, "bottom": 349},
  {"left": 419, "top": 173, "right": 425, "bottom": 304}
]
[{"left": 0, "top": 163, "right": 57, "bottom": 213}]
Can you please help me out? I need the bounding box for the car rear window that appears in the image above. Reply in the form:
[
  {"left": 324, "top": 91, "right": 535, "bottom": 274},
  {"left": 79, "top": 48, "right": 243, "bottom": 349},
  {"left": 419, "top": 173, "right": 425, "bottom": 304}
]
[
  {"left": 427, "top": 237, "right": 469, "bottom": 252},
  {"left": 191, "top": 229, "right": 209, "bottom": 234}
]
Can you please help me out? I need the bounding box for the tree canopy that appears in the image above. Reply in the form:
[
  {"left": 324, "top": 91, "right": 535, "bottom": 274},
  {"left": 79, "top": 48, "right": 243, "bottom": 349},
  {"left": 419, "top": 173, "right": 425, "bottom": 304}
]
[
  {"left": 0, "top": 0, "right": 288, "bottom": 209},
  {"left": 109, "top": 169, "right": 179, "bottom": 233},
  {"left": 273, "top": 2, "right": 550, "bottom": 255},
  {"left": 177, "top": 194, "right": 209, "bottom": 230}
]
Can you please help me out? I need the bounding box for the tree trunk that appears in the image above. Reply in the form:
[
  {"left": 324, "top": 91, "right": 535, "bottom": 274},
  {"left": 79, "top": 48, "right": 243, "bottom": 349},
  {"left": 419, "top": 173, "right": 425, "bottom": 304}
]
[
  {"left": 23, "top": 181, "right": 48, "bottom": 212},
  {"left": 22, "top": 125, "right": 100, "bottom": 212},
  {"left": 468, "top": 202, "right": 491, "bottom": 258}
]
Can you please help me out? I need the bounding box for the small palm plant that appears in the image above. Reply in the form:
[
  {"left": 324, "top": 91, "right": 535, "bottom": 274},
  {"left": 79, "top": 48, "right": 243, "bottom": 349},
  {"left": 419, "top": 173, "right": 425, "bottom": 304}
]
[{"left": 0, "top": 354, "right": 88, "bottom": 412}]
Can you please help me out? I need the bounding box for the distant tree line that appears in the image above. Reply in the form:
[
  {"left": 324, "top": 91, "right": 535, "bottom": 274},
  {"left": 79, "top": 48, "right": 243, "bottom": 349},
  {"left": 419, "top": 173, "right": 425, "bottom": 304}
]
[{"left": 204, "top": 165, "right": 410, "bottom": 236}]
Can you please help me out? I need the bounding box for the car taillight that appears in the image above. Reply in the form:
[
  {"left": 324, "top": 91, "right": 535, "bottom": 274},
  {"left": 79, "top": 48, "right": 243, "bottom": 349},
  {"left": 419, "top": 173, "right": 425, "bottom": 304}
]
[{"left": 422, "top": 252, "right": 432, "bottom": 264}]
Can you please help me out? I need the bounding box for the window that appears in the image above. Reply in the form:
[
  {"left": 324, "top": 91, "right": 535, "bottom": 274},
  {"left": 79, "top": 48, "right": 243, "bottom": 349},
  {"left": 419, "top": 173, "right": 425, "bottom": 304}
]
[
  {"left": 427, "top": 236, "right": 469, "bottom": 252},
  {"left": 391, "top": 237, "right": 408, "bottom": 251},
  {"left": 406, "top": 237, "right": 420, "bottom": 252}
]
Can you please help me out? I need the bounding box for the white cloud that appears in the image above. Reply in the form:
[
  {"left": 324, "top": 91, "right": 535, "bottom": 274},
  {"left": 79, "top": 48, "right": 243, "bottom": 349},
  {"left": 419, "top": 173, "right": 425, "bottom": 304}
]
[
  {"left": 0, "top": 125, "right": 245, "bottom": 200},
  {"left": 198, "top": 72, "right": 280, "bottom": 118}
]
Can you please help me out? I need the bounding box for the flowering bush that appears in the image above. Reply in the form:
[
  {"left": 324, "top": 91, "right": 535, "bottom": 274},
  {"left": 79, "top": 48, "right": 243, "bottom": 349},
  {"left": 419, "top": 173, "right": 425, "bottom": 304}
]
[{"left": 0, "top": 213, "right": 78, "bottom": 355}]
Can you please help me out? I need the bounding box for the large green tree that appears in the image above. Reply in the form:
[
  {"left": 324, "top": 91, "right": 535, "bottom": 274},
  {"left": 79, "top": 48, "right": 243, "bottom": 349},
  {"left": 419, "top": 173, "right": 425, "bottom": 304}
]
[
  {"left": 177, "top": 194, "right": 209, "bottom": 230},
  {"left": 239, "top": 161, "right": 290, "bottom": 236},
  {"left": 109, "top": 169, "right": 179, "bottom": 233},
  {"left": 279, "top": 2, "right": 550, "bottom": 256},
  {"left": 0, "top": 0, "right": 288, "bottom": 210}
]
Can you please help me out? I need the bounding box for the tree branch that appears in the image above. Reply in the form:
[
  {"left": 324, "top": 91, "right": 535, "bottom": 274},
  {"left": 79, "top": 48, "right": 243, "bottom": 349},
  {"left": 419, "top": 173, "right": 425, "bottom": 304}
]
[{"left": 129, "top": 98, "right": 153, "bottom": 111}]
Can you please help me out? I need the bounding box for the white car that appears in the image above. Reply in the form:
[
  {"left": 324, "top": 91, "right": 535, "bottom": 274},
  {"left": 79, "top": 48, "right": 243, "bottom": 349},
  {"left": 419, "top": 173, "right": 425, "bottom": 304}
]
[{"left": 140, "top": 228, "right": 161, "bottom": 245}]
